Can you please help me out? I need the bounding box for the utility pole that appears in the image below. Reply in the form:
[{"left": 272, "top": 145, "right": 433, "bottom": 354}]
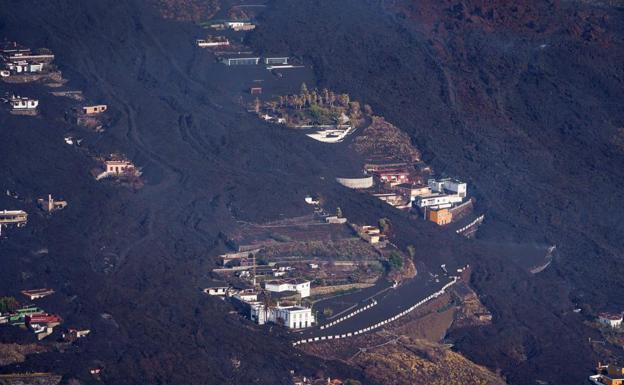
[{"left": 253, "top": 253, "right": 257, "bottom": 288}]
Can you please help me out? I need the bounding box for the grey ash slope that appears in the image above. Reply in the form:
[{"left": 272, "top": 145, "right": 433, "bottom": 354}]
[{"left": 0, "top": 1, "right": 370, "bottom": 384}]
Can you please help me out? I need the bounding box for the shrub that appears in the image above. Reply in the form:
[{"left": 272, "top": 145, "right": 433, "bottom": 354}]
[{"left": 388, "top": 253, "right": 403, "bottom": 269}]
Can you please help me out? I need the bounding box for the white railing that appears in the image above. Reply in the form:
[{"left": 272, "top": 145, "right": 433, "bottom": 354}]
[
  {"left": 319, "top": 299, "right": 377, "bottom": 330},
  {"left": 456, "top": 215, "right": 484, "bottom": 234},
  {"left": 293, "top": 278, "right": 458, "bottom": 346}
]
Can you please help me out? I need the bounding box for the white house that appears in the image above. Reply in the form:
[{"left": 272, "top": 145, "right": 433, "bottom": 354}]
[
  {"left": 203, "top": 284, "right": 229, "bottom": 296},
  {"left": 220, "top": 56, "right": 260, "bottom": 66},
  {"left": 428, "top": 178, "right": 467, "bottom": 198},
  {"left": 249, "top": 303, "right": 314, "bottom": 329},
  {"left": 414, "top": 193, "right": 464, "bottom": 210},
  {"left": 10, "top": 96, "right": 38, "bottom": 110},
  {"left": 0, "top": 210, "right": 28, "bottom": 227},
  {"left": 233, "top": 290, "right": 258, "bottom": 302},
  {"left": 264, "top": 57, "right": 289, "bottom": 65},
  {"left": 598, "top": 312, "right": 623, "bottom": 328},
  {"left": 264, "top": 279, "right": 311, "bottom": 298},
  {"left": 196, "top": 39, "right": 229, "bottom": 47},
  {"left": 203, "top": 287, "right": 228, "bottom": 296},
  {"left": 225, "top": 21, "right": 255, "bottom": 31},
  {"left": 250, "top": 303, "right": 268, "bottom": 325},
  {"left": 105, "top": 159, "right": 135, "bottom": 175},
  {"left": 273, "top": 306, "right": 314, "bottom": 329},
  {"left": 5, "top": 61, "right": 44, "bottom": 74}
]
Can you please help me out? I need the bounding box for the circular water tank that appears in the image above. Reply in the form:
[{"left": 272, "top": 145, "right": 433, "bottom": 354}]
[{"left": 335, "top": 176, "right": 374, "bottom": 189}]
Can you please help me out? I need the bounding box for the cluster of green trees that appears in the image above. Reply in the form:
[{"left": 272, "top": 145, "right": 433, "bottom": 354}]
[
  {"left": 262, "top": 83, "right": 370, "bottom": 127},
  {"left": 277, "top": 83, "right": 352, "bottom": 111}
]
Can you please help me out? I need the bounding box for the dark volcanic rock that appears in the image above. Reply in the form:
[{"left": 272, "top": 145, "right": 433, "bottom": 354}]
[
  {"left": 0, "top": 1, "right": 370, "bottom": 384},
  {"left": 1, "top": 0, "right": 623, "bottom": 384},
  {"left": 249, "top": 0, "right": 624, "bottom": 384}
]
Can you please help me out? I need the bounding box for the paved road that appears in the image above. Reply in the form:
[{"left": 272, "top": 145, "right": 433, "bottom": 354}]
[
  {"left": 297, "top": 273, "right": 452, "bottom": 339},
  {"left": 312, "top": 279, "right": 392, "bottom": 323}
]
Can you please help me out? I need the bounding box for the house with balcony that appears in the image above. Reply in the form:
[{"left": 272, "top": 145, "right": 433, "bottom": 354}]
[{"left": 249, "top": 303, "right": 315, "bottom": 329}]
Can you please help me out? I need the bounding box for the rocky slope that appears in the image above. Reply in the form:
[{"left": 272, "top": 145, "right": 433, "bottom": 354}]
[
  {"left": 0, "top": 1, "right": 370, "bottom": 384},
  {"left": 356, "top": 337, "right": 506, "bottom": 385},
  {"left": 351, "top": 116, "right": 421, "bottom": 163}
]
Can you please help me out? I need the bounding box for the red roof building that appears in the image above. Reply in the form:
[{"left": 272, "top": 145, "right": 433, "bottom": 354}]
[
  {"left": 373, "top": 168, "right": 410, "bottom": 185},
  {"left": 26, "top": 314, "right": 62, "bottom": 325}
]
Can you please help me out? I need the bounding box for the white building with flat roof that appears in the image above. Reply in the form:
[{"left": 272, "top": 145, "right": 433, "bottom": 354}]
[
  {"left": 264, "top": 279, "right": 311, "bottom": 298},
  {"left": 225, "top": 21, "right": 255, "bottom": 31},
  {"left": 0, "top": 210, "right": 28, "bottom": 228},
  {"left": 196, "top": 38, "right": 229, "bottom": 47},
  {"left": 220, "top": 56, "right": 260, "bottom": 66},
  {"left": 274, "top": 306, "right": 314, "bottom": 329},
  {"left": 249, "top": 303, "right": 314, "bottom": 329},
  {"left": 233, "top": 290, "right": 258, "bottom": 302},
  {"left": 414, "top": 193, "right": 464, "bottom": 210},
  {"left": 10, "top": 96, "right": 38, "bottom": 110},
  {"left": 264, "top": 57, "right": 289, "bottom": 65},
  {"left": 428, "top": 178, "right": 467, "bottom": 198}
]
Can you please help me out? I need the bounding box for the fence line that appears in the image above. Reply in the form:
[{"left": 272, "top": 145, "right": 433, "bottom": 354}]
[
  {"left": 319, "top": 299, "right": 377, "bottom": 330},
  {"left": 456, "top": 215, "right": 484, "bottom": 234},
  {"left": 293, "top": 277, "right": 458, "bottom": 346}
]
